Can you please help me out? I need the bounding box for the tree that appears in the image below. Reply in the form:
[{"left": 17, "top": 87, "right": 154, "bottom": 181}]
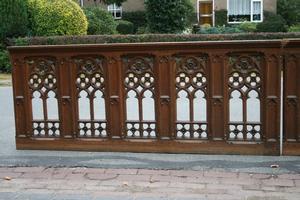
[
  {"left": 278, "top": 0, "right": 300, "bottom": 26},
  {"left": 0, "top": 0, "right": 28, "bottom": 40},
  {"left": 145, "top": 0, "right": 193, "bottom": 33}
]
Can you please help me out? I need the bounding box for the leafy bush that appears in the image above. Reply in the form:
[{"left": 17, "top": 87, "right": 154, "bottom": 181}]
[
  {"left": 84, "top": 7, "right": 117, "bottom": 35},
  {"left": 256, "top": 13, "right": 287, "bottom": 32},
  {"left": 27, "top": 0, "right": 88, "bottom": 36},
  {"left": 288, "top": 24, "right": 300, "bottom": 32},
  {"left": 198, "top": 26, "right": 244, "bottom": 34},
  {"left": 10, "top": 33, "right": 300, "bottom": 46},
  {"left": 0, "top": 46, "right": 11, "bottom": 73},
  {"left": 215, "top": 10, "right": 228, "bottom": 26},
  {"left": 0, "top": 0, "right": 28, "bottom": 40},
  {"left": 145, "top": 0, "right": 193, "bottom": 33},
  {"left": 116, "top": 20, "right": 135, "bottom": 34},
  {"left": 278, "top": 0, "right": 300, "bottom": 26},
  {"left": 123, "top": 11, "right": 147, "bottom": 33},
  {"left": 238, "top": 22, "right": 257, "bottom": 32}
]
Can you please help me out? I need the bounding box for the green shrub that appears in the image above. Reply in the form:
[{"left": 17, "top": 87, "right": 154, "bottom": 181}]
[
  {"left": 145, "top": 0, "right": 194, "bottom": 33},
  {"left": 278, "top": 0, "right": 300, "bottom": 26},
  {"left": 0, "top": 48, "right": 11, "bottom": 73},
  {"left": 0, "top": 0, "right": 28, "bottom": 40},
  {"left": 288, "top": 24, "right": 300, "bottom": 32},
  {"left": 123, "top": 11, "right": 147, "bottom": 33},
  {"left": 256, "top": 13, "right": 287, "bottom": 32},
  {"left": 116, "top": 20, "right": 135, "bottom": 34},
  {"left": 238, "top": 22, "right": 257, "bottom": 32},
  {"left": 11, "top": 33, "right": 300, "bottom": 46},
  {"left": 215, "top": 10, "right": 228, "bottom": 26},
  {"left": 198, "top": 26, "right": 244, "bottom": 34},
  {"left": 84, "top": 7, "right": 117, "bottom": 35},
  {"left": 27, "top": 0, "right": 88, "bottom": 36}
]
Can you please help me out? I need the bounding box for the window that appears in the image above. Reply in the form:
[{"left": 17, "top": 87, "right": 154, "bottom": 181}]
[
  {"left": 228, "top": 0, "right": 263, "bottom": 23},
  {"left": 108, "top": 4, "right": 122, "bottom": 19}
]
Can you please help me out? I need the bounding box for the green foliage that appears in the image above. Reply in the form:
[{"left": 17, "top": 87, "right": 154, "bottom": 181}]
[
  {"left": 198, "top": 26, "right": 244, "bottom": 34},
  {"left": 0, "top": 45, "right": 11, "bottom": 73},
  {"left": 278, "top": 0, "right": 300, "bottom": 26},
  {"left": 84, "top": 7, "right": 117, "bottom": 35},
  {"left": 256, "top": 12, "right": 287, "bottom": 32},
  {"left": 11, "top": 33, "right": 300, "bottom": 46},
  {"left": 145, "top": 0, "right": 194, "bottom": 33},
  {"left": 116, "top": 20, "right": 134, "bottom": 34},
  {"left": 122, "top": 11, "right": 147, "bottom": 33},
  {"left": 136, "top": 27, "right": 149, "bottom": 34},
  {"left": 27, "top": 0, "right": 88, "bottom": 36},
  {"left": 238, "top": 22, "right": 257, "bottom": 32},
  {"left": 288, "top": 24, "right": 300, "bottom": 32},
  {"left": 0, "top": 0, "right": 28, "bottom": 40},
  {"left": 215, "top": 10, "right": 228, "bottom": 26}
]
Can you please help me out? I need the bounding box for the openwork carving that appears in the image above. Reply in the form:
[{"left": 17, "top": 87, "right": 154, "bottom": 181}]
[
  {"left": 174, "top": 55, "right": 208, "bottom": 139},
  {"left": 27, "top": 57, "right": 60, "bottom": 137},
  {"left": 73, "top": 56, "right": 107, "bottom": 138},
  {"left": 123, "top": 56, "right": 156, "bottom": 138},
  {"left": 228, "top": 54, "right": 262, "bottom": 141}
]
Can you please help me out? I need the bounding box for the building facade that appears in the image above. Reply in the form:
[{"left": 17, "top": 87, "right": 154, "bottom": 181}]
[{"left": 79, "top": 0, "right": 277, "bottom": 26}]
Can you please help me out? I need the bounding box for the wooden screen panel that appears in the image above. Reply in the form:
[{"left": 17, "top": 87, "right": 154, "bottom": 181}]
[
  {"left": 26, "top": 57, "right": 60, "bottom": 138},
  {"left": 122, "top": 55, "right": 156, "bottom": 138},
  {"left": 284, "top": 54, "right": 300, "bottom": 142},
  {"left": 72, "top": 56, "right": 108, "bottom": 138},
  {"left": 227, "top": 54, "right": 263, "bottom": 141},
  {"left": 174, "top": 55, "right": 208, "bottom": 140}
]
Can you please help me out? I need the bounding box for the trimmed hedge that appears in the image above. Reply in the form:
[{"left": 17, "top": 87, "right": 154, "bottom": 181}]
[
  {"left": 27, "top": 0, "right": 88, "bottom": 36},
  {"left": 10, "top": 33, "right": 300, "bottom": 46},
  {"left": 116, "top": 20, "right": 135, "bottom": 34}
]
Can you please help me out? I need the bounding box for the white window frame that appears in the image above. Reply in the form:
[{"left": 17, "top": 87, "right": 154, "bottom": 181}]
[
  {"left": 227, "top": 0, "right": 263, "bottom": 24},
  {"left": 107, "top": 3, "right": 122, "bottom": 19}
]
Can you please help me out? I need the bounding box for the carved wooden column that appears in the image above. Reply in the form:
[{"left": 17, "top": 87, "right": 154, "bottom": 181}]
[
  {"left": 107, "top": 55, "right": 123, "bottom": 139},
  {"left": 209, "top": 53, "right": 226, "bottom": 140},
  {"left": 12, "top": 57, "right": 28, "bottom": 138},
  {"left": 264, "top": 54, "right": 281, "bottom": 142},
  {"left": 58, "top": 57, "right": 74, "bottom": 138},
  {"left": 157, "top": 55, "right": 172, "bottom": 139},
  {"left": 284, "top": 54, "right": 300, "bottom": 142}
]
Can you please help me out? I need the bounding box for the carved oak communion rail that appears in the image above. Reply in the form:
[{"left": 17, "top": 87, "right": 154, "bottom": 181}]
[{"left": 8, "top": 40, "right": 300, "bottom": 155}]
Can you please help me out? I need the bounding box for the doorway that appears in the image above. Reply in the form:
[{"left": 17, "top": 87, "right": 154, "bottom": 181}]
[{"left": 198, "top": 0, "right": 214, "bottom": 26}]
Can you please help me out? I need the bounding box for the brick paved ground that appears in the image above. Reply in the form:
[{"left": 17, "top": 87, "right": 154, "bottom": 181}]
[{"left": 0, "top": 167, "right": 299, "bottom": 200}]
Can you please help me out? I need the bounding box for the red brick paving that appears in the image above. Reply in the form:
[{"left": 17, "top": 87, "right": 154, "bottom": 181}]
[{"left": 0, "top": 167, "right": 299, "bottom": 200}]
